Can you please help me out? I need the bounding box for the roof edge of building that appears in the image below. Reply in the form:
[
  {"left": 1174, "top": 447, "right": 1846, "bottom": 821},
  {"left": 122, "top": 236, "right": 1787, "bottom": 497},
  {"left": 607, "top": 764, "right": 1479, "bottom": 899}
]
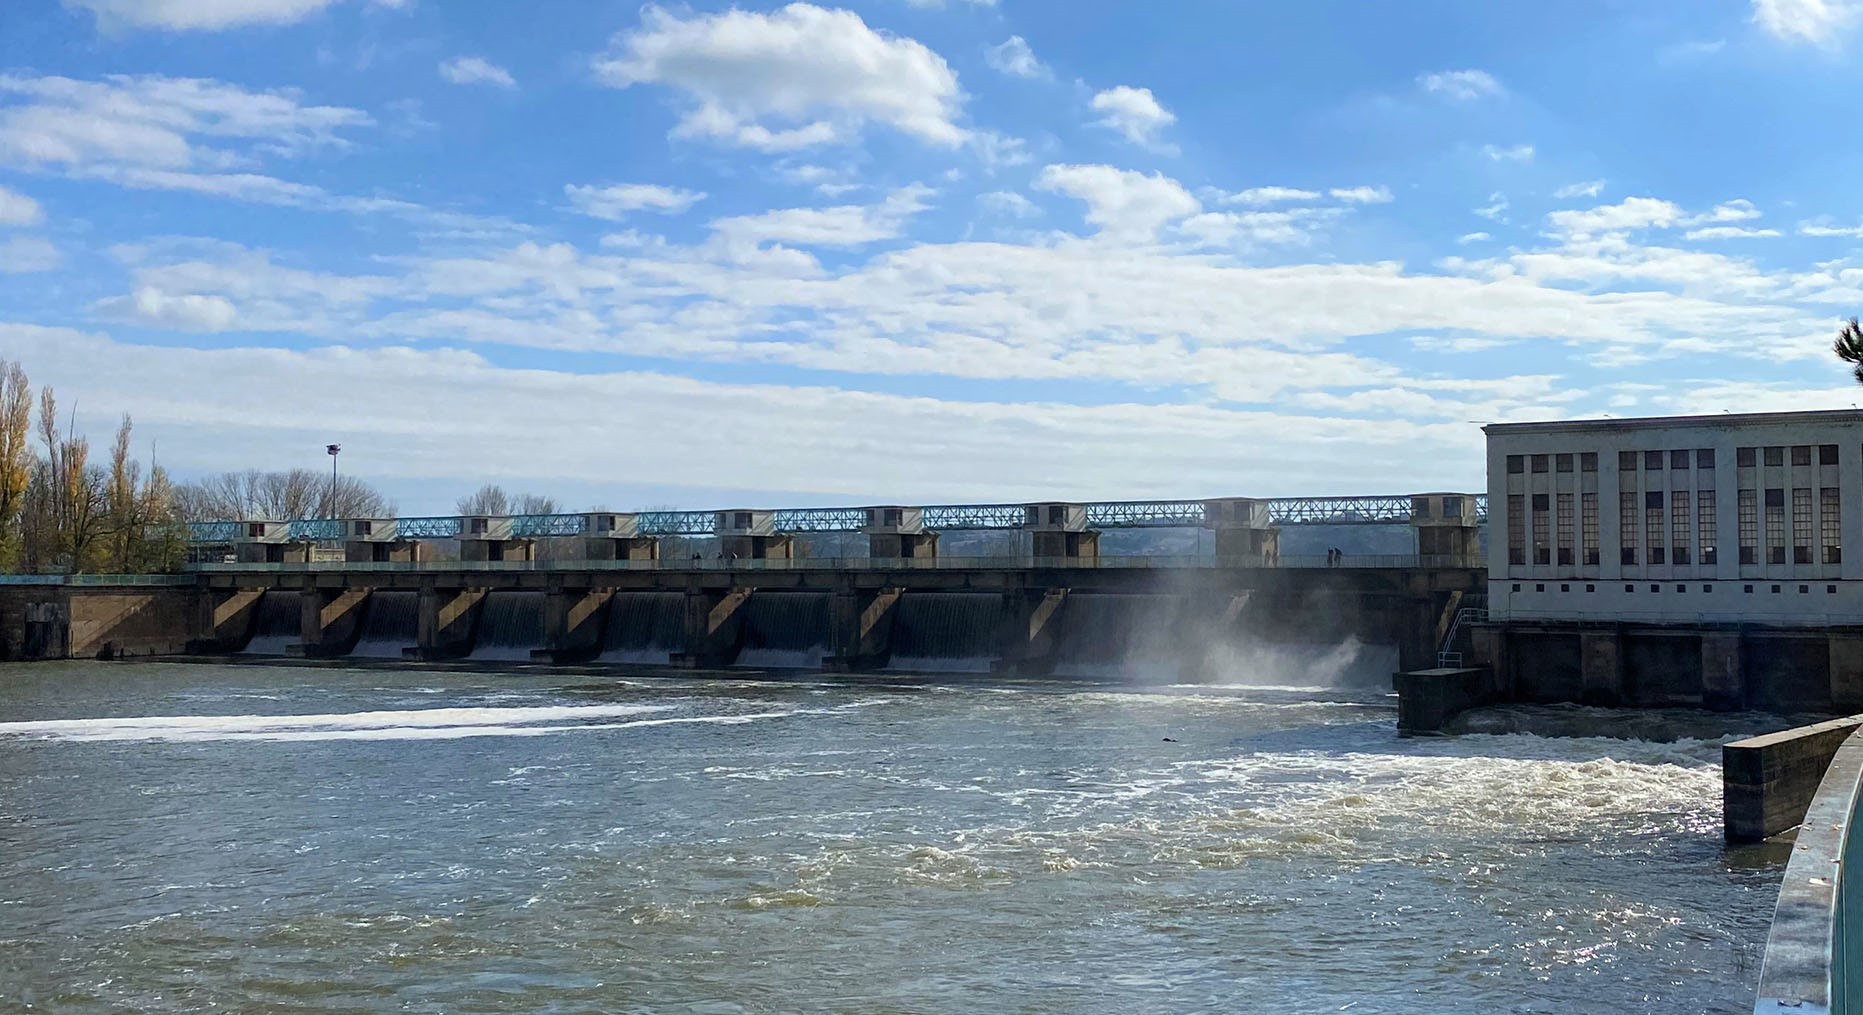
[{"left": 1483, "top": 408, "right": 1863, "bottom": 435}]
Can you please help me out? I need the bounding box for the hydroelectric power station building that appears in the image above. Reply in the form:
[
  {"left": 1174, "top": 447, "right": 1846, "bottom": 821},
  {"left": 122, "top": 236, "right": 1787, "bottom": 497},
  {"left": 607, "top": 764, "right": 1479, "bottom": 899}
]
[{"left": 1477, "top": 409, "right": 1863, "bottom": 713}]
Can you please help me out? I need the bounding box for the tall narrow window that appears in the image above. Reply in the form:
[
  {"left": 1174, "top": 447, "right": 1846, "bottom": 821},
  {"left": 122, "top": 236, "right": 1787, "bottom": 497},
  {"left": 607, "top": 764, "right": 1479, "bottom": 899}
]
[
  {"left": 1645, "top": 490, "right": 1666, "bottom": 565},
  {"left": 1557, "top": 493, "right": 1575, "bottom": 566},
  {"left": 1793, "top": 488, "right": 1813, "bottom": 565},
  {"left": 1766, "top": 446, "right": 1784, "bottom": 467},
  {"left": 1737, "top": 447, "right": 1756, "bottom": 468},
  {"left": 1532, "top": 493, "right": 1551, "bottom": 565},
  {"left": 1793, "top": 445, "right": 1813, "bottom": 467},
  {"left": 1582, "top": 493, "right": 1599, "bottom": 565},
  {"left": 1766, "top": 488, "right": 1787, "bottom": 565},
  {"left": 1507, "top": 494, "right": 1525, "bottom": 567},
  {"left": 1739, "top": 489, "right": 1758, "bottom": 565},
  {"left": 1621, "top": 492, "right": 1640, "bottom": 566},
  {"left": 1671, "top": 490, "right": 1691, "bottom": 565},
  {"left": 1823, "top": 487, "right": 1843, "bottom": 564},
  {"left": 1580, "top": 452, "right": 1598, "bottom": 472},
  {"left": 1699, "top": 490, "right": 1717, "bottom": 565},
  {"left": 1619, "top": 451, "right": 1638, "bottom": 471}
]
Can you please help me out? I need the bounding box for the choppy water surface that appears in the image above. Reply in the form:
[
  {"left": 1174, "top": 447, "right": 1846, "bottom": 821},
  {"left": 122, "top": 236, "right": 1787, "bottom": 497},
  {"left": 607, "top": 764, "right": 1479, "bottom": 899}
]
[{"left": 0, "top": 662, "right": 1785, "bottom": 1013}]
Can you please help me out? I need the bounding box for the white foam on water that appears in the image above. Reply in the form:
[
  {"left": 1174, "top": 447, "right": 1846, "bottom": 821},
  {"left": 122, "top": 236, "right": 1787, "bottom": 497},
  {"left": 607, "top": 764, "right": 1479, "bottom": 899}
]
[{"left": 0, "top": 703, "right": 678, "bottom": 743}]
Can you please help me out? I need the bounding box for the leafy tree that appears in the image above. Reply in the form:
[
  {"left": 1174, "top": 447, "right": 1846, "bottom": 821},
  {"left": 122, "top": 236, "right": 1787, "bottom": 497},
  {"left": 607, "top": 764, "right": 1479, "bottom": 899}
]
[{"left": 1835, "top": 317, "right": 1863, "bottom": 384}]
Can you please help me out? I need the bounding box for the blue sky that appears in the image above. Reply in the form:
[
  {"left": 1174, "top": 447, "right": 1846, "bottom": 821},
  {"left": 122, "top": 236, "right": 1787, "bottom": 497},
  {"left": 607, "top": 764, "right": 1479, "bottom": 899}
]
[{"left": 2, "top": 0, "right": 1862, "bottom": 514}]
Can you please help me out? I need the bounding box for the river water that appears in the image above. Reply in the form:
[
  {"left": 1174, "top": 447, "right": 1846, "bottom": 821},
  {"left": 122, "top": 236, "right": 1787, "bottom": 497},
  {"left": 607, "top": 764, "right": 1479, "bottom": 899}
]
[{"left": 0, "top": 662, "right": 1786, "bottom": 1013}]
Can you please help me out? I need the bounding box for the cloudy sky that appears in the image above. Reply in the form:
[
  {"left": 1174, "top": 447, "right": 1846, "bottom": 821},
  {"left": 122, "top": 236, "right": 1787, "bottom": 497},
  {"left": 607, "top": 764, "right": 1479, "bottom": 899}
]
[{"left": 2, "top": 0, "right": 1862, "bottom": 513}]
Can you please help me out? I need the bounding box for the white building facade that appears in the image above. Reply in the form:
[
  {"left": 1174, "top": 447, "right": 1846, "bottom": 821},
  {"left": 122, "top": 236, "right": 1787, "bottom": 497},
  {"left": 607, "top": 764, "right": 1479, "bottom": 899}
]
[{"left": 1486, "top": 410, "right": 1863, "bottom": 625}]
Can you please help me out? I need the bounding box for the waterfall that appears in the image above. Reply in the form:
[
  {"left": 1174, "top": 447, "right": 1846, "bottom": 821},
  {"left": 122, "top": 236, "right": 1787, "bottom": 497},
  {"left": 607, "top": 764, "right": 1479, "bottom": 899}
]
[
  {"left": 887, "top": 592, "right": 1001, "bottom": 673},
  {"left": 469, "top": 591, "right": 545, "bottom": 661},
  {"left": 240, "top": 591, "right": 300, "bottom": 655},
  {"left": 1049, "top": 594, "right": 1189, "bottom": 681},
  {"left": 350, "top": 591, "right": 418, "bottom": 659},
  {"left": 601, "top": 592, "right": 684, "bottom": 665},
  {"left": 735, "top": 593, "right": 829, "bottom": 670}
]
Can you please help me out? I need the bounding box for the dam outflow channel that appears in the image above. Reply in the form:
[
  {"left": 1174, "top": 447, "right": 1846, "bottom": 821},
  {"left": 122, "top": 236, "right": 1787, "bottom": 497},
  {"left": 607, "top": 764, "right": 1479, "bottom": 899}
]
[{"left": 0, "top": 662, "right": 1784, "bottom": 1012}]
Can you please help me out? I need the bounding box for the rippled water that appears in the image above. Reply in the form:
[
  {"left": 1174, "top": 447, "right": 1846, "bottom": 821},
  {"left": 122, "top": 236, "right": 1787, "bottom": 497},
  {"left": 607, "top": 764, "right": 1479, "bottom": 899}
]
[{"left": 0, "top": 662, "right": 1787, "bottom": 1013}]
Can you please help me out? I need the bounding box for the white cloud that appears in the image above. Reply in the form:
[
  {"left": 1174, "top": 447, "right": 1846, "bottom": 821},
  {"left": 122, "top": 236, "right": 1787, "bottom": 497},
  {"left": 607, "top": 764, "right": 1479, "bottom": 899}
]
[
  {"left": 1089, "top": 86, "right": 1176, "bottom": 150},
  {"left": 593, "top": 4, "right": 967, "bottom": 150},
  {"left": 1691, "top": 199, "right": 1762, "bottom": 223},
  {"left": 62, "top": 0, "right": 340, "bottom": 30},
  {"left": 1458, "top": 232, "right": 1491, "bottom": 244},
  {"left": 1475, "top": 193, "right": 1509, "bottom": 221},
  {"left": 1684, "top": 226, "right": 1782, "bottom": 240},
  {"left": 1482, "top": 143, "right": 1535, "bottom": 162},
  {"left": 438, "top": 57, "right": 516, "bottom": 89},
  {"left": 0, "top": 185, "right": 43, "bottom": 226},
  {"left": 1034, "top": 163, "right": 1199, "bottom": 241},
  {"left": 0, "top": 73, "right": 371, "bottom": 170},
  {"left": 1555, "top": 180, "right": 1605, "bottom": 199},
  {"left": 708, "top": 185, "right": 932, "bottom": 249},
  {"left": 1418, "top": 69, "right": 1504, "bottom": 101},
  {"left": 1752, "top": 0, "right": 1861, "bottom": 46},
  {"left": 1800, "top": 219, "right": 1863, "bottom": 237},
  {"left": 1330, "top": 185, "right": 1392, "bottom": 204},
  {"left": 564, "top": 183, "right": 705, "bottom": 220},
  {"left": 985, "top": 35, "right": 1047, "bottom": 78},
  {"left": 95, "top": 285, "right": 237, "bottom": 329},
  {"left": 979, "top": 190, "right": 1040, "bottom": 218},
  {"left": 1546, "top": 196, "right": 1685, "bottom": 238},
  {"left": 1221, "top": 186, "right": 1322, "bottom": 206},
  {"left": 0, "top": 236, "right": 60, "bottom": 273}
]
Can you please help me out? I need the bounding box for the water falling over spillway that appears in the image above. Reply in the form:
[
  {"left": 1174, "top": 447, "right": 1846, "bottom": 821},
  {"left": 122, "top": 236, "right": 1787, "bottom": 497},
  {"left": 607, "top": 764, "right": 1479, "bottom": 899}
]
[
  {"left": 887, "top": 592, "right": 1001, "bottom": 673},
  {"left": 239, "top": 591, "right": 300, "bottom": 655},
  {"left": 350, "top": 591, "right": 417, "bottom": 659},
  {"left": 1049, "top": 593, "right": 1190, "bottom": 681},
  {"left": 601, "top": 593, "right": 684, "bottom": 665},
  {"left": 735, "top": 593, "right": 829, "bottom": 670},
  {"left": 469, "top": 591, "right": 545, "bottom": 661}
]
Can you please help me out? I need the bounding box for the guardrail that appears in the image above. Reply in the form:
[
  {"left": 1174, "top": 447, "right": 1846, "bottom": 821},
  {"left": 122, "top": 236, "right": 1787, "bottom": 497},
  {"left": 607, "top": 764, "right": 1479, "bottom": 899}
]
[
  {"left": 1753, "top": 727, "right": 1863, "bottom": 1013},
  {"left": 0, "top": 574, "right": 198, "bottom": 586},
  {"left": 182, "top": 553, "right": 1479, "bottom": 574}
]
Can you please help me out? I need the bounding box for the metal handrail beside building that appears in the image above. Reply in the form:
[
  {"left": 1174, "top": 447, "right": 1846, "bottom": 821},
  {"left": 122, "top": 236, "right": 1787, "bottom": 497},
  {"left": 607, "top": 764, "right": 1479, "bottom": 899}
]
[{"left": 1754, "top": 727, "right": 1863, "bottom": 1013}]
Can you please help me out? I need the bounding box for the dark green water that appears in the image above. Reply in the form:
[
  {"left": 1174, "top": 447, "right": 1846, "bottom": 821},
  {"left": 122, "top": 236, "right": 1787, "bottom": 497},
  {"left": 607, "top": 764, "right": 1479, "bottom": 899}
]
[{"left": 0, "top": 662, "right": 1784, "bottom": 1013}]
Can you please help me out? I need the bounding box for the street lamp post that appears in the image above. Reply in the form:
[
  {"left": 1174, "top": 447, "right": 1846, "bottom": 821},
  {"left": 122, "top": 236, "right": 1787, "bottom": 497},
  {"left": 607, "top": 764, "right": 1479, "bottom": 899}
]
[{"left": 326, "top": 444, "right": 341, "bottom": 519}]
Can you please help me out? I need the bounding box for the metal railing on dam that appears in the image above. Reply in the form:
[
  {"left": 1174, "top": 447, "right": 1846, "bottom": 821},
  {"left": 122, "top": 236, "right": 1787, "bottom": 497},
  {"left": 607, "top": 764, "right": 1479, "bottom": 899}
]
[
  {"left": 1754, "top": 728, "right": 1863, "bottom": 1013},
  {"left": 184, "top": 553, "right": 1470, "bottom": 574},
  {"left": 182, "top": 493, "right": 1489, "bottom": 544}
]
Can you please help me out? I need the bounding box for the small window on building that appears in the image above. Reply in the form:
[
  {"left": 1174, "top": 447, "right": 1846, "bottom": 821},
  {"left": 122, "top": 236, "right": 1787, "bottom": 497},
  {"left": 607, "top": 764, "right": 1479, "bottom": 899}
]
[
  {"left": 1671, "top": 450, "right": 1690, "bottom": 469},
  {"left": 1801, "top": 584, "right": 1811, "bottom": 594},
  {"left": 1556, "top": 453, "right": 1573, "bottom": 473},
  {"left": 1646, "top": 491, "right": 1663, "bottom": 508},
  {"left": 1531, "top": 454, "right": 1549, "bottom": 474},
  {"left": 1622, "top": 548, "right": 1637, "bottom": 565},
  {"left": 1413, "top": 497, "right": 1432, "bottom": 519},
  {"left": 1585, "top": 584, "right": 1595, "bottom": 592},
  {"left": 1025, "top": 507, "right": 1041, "bottom": 525},
  {"left": 247, "top": 522, "right": 264, "bottom": 537},
  {"left": 735, "top": 512, "right": 753, "bottom": 528},
  {"left": 469, "top": 518, "right": 488, "bottom": 534},
  {"left": 1443, "top": 496, "right": 1463, "bottom": 517},
  {"left": 1744, "top": 584, "right": 1754, "bottom": 593},
  {"left": 1738, "top": 447, "right": 1756, "bottom": 467},
  {"left": 1625, "top": 584, "right": 1635, "bottom": 592},
  {"left": 1773, "top": 584, "right": 1783, "bottom": 594},
  {"left": 1049, "top": 506, "right": 1066, "bottom": 525},
  {"left": 1697, "top": 449, "right": 1715, "bottom": 469},
  {"left": 1676, "top": 584, "right": 1686, "bottom": 593},
  {"left": 1560, "top": 584, "right": 1570, "bottom": 592},
  {"left": 1535, "top": 583, "right": 1545, "bottom": 592},
  {"left": 1620, "top": 451, "right": 1638, "bottom": 471},
  {"left": 1822, "top": 444, "right": 1840, "bottom": 466},
  {"left": 1793, "top": 445, "right": 1813, "bottom": 467},
  {"left": 1507, "top": 455, "right": 1524, "bottom": 475},
  {"left": 1650, "top": 547, "right": 1666, "bottom": 564},
  {"left": 355, "top": 520, "right": 372, "bottom": 536},
  {"left": 1644, "top": 451, "right": 1664, "bottom": 470},
  {"left": 1580, "top": 452, "right": 1598, "bottom": 472},
  {"left": 1511, "top": 583, "right": 1521, "bottom": 592},
  {"left": 1831, "top": 585, "right": 1840, "bottom": 594},
  {"left": 1650, "top": 584, "right": 1661, "bottom": 593},
  {"left": 1766, "top": 446, "right": 1785, "bottom": 467},
  {"left": 1703, "top": 584, "right": 1712, "bottom": 593}
]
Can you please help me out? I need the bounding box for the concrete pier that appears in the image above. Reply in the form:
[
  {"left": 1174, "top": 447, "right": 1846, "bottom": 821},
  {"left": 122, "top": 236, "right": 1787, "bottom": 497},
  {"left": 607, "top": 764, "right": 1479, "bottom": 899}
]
[
  {"left": 299, "top": 587, "right": 370, "bottom": 657},
  {"left": 1724, "top": 715, "right": 1863, "bottom": 841},
  {"left": 823, "top": 585, "right": 902, "bottom": 672},
  {"left": 532, "top": 586, "right": 613, "bottom": 664},
  {"left": 414, "top": 586, "right": 485, "bottom": 660},
  {"left": 992, "top": 587, "right": 1069, "bottom": 676},
  {"left": 671, "top": 586, "right": 751, "bottom": 668}
]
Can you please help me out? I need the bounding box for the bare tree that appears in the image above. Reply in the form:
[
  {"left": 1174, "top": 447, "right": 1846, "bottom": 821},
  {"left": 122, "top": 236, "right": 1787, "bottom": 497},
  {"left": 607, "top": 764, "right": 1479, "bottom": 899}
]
[
  {"left": 456, "top": 484, "right": 559, "bottom": 516},
  {"left": 175, "top": 469, "right": 394, "bottom": 521}
]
